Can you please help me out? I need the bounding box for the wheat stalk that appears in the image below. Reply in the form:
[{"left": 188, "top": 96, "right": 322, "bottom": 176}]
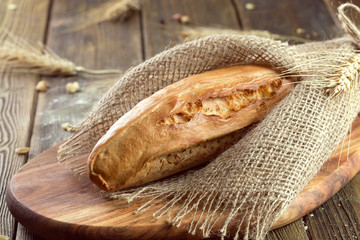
[
  {"left": 180, "top": 26, "right": 310, "bottom": 43},
  {"left": 69, "top": 0, "right": 142, "bottom": 32},
  {"left": 0, "top": 33, "right": 121, "bottom": 76}
]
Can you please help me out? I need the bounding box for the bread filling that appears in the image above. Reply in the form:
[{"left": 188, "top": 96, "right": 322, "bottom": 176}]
[{"left": 159, "top": 78, "right": 282, "bottom": 125}]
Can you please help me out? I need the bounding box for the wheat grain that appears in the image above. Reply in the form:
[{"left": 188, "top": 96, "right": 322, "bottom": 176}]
[
  {"left": 66, "top": 81, "right": 80, "bottom": 93},
  {"left": 7, "top": 3, "right": 17, "bottom": 11},
  {"left": 35, "top": 80, "right": 49, "bottom": 92},
  {"left": 15, "top": 147, "right": 30, "bottom": 154},
  {"left": 61, "top": 122, "right": 76, "bottom": 132}
]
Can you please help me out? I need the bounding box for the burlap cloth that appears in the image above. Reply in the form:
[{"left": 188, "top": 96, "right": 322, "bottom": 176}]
[{"left": 58, "top": 3, "right": 360, "bottom": 240}]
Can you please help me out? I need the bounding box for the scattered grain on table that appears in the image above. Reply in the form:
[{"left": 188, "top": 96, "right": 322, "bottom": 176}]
[
  {"left": 180, "top": 15, "right": 190, "bottom": 24},
  {"left": 7, "top": 4, "right": 17, "bottom": 10},
  {"left": 66, "top": 81, "right": 80, "bottom": 93},
  {"left": 35, "top": 80, "right": 49, "bottom": 92},
  {"left": 296, "top": 27, "right": 305, "bottom": 35},
  {"left": 61, "top": 122, "right": 75, "bottom": 132},
  {"left": 15, "top": 147, "right": 30, "bottom": 154},
  {"left": 245, "top": 3, "right": 255, "bottom": 10}
]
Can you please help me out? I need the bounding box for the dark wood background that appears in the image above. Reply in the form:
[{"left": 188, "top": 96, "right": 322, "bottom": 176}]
[{"left": 1, "top": 0, "right": 360, "bottom": 239}]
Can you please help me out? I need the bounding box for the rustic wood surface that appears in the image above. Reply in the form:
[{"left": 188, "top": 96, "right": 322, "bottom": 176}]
[
  {"left": 1, "top": 0, "right": 360, "bottom": 239},
  {"left": 0, "top": 0, "right": 51, "bottom": 239}
]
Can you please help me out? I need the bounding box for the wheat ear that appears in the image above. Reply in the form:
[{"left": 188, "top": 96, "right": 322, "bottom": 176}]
[
  {"left": 180, "top": 26, "right": 310, "bottom": 43},
  {"left": 0, "top": 33, "right": 121, "bottom": 76},
  {"left": 68, "top": 0, "right": 142, "bottom": 32},
  {"left": 327, "top": 54, "right": 360, "bottom": 98}
]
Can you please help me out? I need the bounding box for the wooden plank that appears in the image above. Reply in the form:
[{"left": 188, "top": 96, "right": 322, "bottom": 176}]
[
  {"left": 15, "top": 228, "right": 44, "bottom": 240},
  {"left": 267, "top": 220, "right": 308, "bottom": 240},
  {"left": 0, "top": 0, "right": 50, "bottom": 239},
  {"left": 304, "top": 174, "right": 360, "bottom": 240},
  {"left": 15, "top": 0, "right": 142, "bottom": 239},
  {"left": 343, "top": 172, "right": 360, "bottom": 224},
  {"left": 233, "top": 0, "right": 340, "bottom": 40},
  {"left": 26, "top": 77, "right": 118, "bottom": 160},
  {"left": 27, "top": 0, "right": 142, "bottom": 174},
  {"left": 142, "top": 0, "right": 240, "bottom": 58}
]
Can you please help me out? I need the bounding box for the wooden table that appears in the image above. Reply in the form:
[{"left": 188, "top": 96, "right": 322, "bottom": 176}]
[{"left": 1, "top": 0, "right": 360, "bottom": 239}]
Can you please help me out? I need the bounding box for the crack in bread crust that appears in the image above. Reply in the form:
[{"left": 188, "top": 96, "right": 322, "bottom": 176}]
[{"left": 158, "top": 79, "right": 282, "bottom": 125}]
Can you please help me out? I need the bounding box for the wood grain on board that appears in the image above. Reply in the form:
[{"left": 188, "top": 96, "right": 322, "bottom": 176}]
[
  {"left": 0, "top": 1, "right": 50, "bottom": 239},
  {"left": 6, "top": 125, "right": 360, "bottom": 240},
  {"left": 7, "top": 117, "right": 360, "bottom": 239}
]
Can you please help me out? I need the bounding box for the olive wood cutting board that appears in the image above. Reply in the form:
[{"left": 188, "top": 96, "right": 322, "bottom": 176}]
[{"left": 6, "top": 117, "right": 360, "bottom": 240}]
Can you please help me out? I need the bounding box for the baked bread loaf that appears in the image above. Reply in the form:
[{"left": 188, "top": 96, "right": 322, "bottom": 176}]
[{"left": 88, "top": 65, "right": 293, "bottom": 191}]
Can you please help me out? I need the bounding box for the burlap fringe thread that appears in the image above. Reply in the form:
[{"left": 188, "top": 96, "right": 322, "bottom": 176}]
[{"left": 58, "top": 3, "right": 360, "bottom": 240}]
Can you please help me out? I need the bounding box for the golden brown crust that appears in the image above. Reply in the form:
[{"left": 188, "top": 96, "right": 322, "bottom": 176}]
[{"left": 88, "top": 65, "right": 293, "bottom": 191}]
